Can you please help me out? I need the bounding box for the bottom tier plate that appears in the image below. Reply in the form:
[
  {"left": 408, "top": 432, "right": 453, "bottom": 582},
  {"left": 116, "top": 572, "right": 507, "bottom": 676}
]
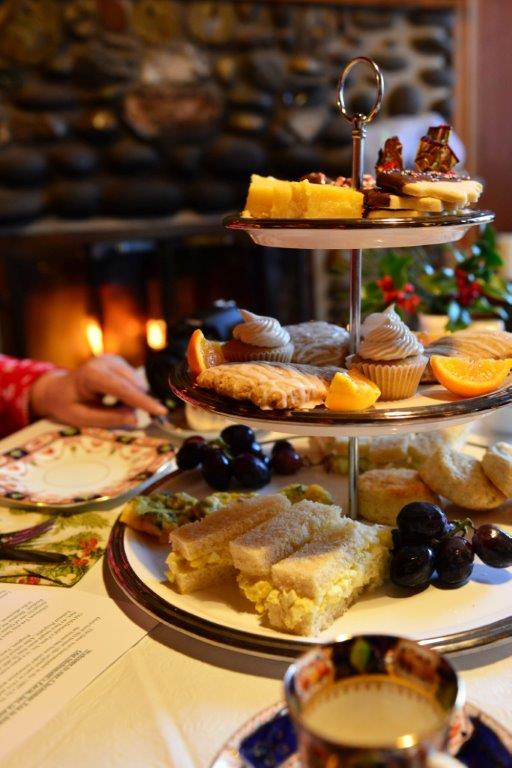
[
  {"left": 169, "top": 362, "right": 512, "bottom": 437},
  {"left": 107, "top": 458, "right": 512, "bottom": 660},
  {"left": 210, "top": 701, "right": 512, "bottom": 768}
]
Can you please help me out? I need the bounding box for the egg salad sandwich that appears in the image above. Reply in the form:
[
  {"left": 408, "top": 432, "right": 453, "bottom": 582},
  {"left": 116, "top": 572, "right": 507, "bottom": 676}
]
[
  {"left": 166, "top": 494, "right": 290, "bottom": 594},
  {"left": 230, "top": 500, "right": 344, "bottom": 611},
  {"left": 263, "top": 519, "right": 392, "bottom": 636}
]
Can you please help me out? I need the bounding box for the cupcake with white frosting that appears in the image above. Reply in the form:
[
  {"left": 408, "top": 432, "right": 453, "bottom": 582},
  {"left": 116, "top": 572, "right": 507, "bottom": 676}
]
[
  {"left": 223, "top": 309, "right": 294, "bottom": 363},
  {"left": 347, "top": 305, "right": 427, "bottom": 400}
]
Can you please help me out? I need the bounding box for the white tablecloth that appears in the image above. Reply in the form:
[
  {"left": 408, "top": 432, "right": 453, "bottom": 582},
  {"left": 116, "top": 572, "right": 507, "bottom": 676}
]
[{"left": 2, "top": 419, "right": 512, "bottom": 768}]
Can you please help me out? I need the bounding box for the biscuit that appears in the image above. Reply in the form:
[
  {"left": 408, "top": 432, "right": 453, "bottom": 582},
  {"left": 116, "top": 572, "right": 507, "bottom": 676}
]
[
  {"left": 408, "top": 425, "right": 471, "bottom": 468},
  {"left": 482, "top": 442, "right": 512, "bottom": 498},
  {"left": 419, "top": 446, "right": 506, "bottom": 510},
  {"left": 358, "top": 468, "right": 440, "bottom": 526}
]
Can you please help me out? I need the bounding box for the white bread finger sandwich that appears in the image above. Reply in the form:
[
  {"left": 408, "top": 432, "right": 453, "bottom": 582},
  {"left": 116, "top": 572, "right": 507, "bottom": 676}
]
[
  {"left": 263, "top": 519, "right": 391, "bottom": 636},
  {"left": 230, "top": 499, "right": 344, "bottom": 611},
  {"left": 166, "top": 494, "right": 290, "bottom": 593}
]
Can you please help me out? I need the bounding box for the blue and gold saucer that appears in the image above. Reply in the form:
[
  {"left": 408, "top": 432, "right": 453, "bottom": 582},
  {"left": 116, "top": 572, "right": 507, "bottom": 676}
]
[{"left": 210, "top": 702, "right": 512, "bottom": 768}]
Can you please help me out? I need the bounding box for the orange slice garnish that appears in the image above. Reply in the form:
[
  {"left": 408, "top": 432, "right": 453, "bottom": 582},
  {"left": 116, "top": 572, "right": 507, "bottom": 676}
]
[
  {"left": 430, "top": 355, "right": 512, "bottom": 397},
  {"left": 186, "top": 329, "right": 225, "bottom": 376},
  {"left": 324, "top": 370, "right": 381, "bottom": 411}
]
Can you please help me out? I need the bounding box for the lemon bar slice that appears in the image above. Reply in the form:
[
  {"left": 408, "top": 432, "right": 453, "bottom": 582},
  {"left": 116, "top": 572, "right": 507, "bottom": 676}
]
[
  {"left": 303, "top": 181, "right": 363, "bottom": 218},
  {"left": 242, "top": 174, "right": 275, "bottom": 218},
  {"left": 242, "top": 175, "right": 363, "bottom": 219}
]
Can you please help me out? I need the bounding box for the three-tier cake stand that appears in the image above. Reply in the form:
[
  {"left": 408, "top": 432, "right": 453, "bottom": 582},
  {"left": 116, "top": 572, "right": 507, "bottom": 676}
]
[
  {"left": 108, "top": 58, "right": 512, "bottom": 661},
  {"left": 174, "top": 56, "right": 499, "bottom": 520}
]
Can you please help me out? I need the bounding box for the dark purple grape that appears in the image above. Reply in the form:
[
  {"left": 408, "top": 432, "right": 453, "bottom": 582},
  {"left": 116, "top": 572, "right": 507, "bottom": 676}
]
[
  {"left": 201, "top": 449, "right": 232, "bottom": 490},
  {"left": 391, "top": 528, "right": 405, "bottom": 551},
  {"left": 271, "top": 446, "right": 303, "bottom": 475},
  {"left": 472, "top": 524, "right": 512, "bottom": 568},
  {"left": 397, "top": 502, "right": 450, "bottom": 543},
  {"left": 176, "top": 441, "right": 205, "bottom": 470},
  {"left": 245, "top": 441, "right": 265, "bottom": 459},
  {"left": 390, "top": 545, "right": 435, "bottom": 588},
  {"left": 271, "top": 439, "right": 294, "bottom": 456},
  {"left": 232, "top": 454, "right": 271, "bottom": 489},
  {"left": 183, "top": 435, "right": 206, "bottom": 446},
  {"left": 435, "top": 536, "right": 474, "bottom": 587},
  {"left": 221, "top": 424, "right": 255, "bottom": 453}
]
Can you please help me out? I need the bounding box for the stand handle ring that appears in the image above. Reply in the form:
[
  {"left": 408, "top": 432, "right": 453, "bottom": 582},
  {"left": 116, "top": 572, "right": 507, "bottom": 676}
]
[{"left": 337, "top": 57, "right": 384, "bottom": 126}]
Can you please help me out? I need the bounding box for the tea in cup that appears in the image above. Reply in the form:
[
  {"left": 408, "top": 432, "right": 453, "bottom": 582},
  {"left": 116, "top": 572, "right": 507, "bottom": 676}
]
[{"left": 284, "top": 635, "right": 464, "bottom": 767}]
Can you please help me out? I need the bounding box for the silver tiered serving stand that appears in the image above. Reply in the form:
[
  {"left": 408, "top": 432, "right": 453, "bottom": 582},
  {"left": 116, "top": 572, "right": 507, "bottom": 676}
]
[
  {"left": 109, "top": 57, "right": 512, "bottom": 661},
  {"left": 191, "top": 56, "right": 496, "bottom": 519}
]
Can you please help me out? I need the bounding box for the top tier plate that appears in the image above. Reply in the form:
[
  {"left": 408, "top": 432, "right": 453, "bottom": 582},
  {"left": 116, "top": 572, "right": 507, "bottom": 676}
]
[{"left": 224, "top": 210, "right": 494, "bottom": 250}]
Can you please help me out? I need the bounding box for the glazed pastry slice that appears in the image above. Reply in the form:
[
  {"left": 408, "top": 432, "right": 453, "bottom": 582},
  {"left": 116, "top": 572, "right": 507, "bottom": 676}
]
[
  {"left": 285, "top": 321, "right": 349, "bottom": 367},
  {"left": 196, "top": 361, "right": 338, "bottom": 410},
  {"left": 422, "top": 330, "right": 512, "bottom": 383},
  {"left": 426, "top": 330, "right": 512, "bottom": 360}
]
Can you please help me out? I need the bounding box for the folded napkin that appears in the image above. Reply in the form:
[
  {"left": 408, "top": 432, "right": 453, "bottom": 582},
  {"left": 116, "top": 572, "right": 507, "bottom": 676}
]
[{"left": 0, "top": 506, "right": 120, "bottom": 586}]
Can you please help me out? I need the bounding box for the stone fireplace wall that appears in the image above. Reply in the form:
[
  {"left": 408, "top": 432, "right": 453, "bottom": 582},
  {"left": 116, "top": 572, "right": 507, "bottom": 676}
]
[
  {"left": 0, "top": 1, "right": 457, "bottom": 225},
  {"left": 0, "top": 1, "right": 463, "bottom": 366}
]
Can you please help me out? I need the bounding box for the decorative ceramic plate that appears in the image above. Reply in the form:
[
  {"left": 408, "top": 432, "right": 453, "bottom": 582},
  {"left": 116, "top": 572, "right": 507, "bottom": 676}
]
[
  {"left": 107, "top": 456, "right": 512, "bottom": 660},
  {"left": 224, "top": 210, "right": 495, "bottom": 250},
  {"left": 0, "top": 427, "right": 175, "bottom": 508},
  {"left": 210, "top": 701, "right": 512, "bottom": 768},
  {"left": 169, "top": 361, "right": 512, "bottom": 437}
]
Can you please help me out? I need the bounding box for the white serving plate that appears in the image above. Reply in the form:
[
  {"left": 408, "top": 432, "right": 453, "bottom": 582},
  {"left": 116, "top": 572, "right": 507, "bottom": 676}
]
[{"left": 108, "top": 454, "right": 512, "bottom": 660}]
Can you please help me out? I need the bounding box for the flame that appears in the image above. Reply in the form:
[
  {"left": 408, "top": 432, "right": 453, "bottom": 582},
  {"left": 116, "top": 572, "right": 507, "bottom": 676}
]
[
  {"left": 85, "top": 318, "right": 104, "bottom": 356},
  {"left": 146, "top": 318, "right": 167, "bottom": 351}
]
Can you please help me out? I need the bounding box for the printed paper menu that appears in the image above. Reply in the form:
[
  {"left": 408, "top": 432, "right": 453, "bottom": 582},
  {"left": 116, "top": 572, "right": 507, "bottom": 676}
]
[{"left": 0, "top": 587, "right": 153, "bottom": 760}]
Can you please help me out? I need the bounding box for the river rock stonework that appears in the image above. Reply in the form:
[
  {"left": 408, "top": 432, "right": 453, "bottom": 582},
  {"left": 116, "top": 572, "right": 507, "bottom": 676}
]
[{"left": 0, "top": 1, "right": 455, "bottom": 224}]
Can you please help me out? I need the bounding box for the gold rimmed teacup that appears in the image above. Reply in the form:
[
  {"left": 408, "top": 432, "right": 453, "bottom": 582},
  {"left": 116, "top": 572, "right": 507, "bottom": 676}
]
[{"left": 284, "top": 634, "right": 464, "bottom": 767}]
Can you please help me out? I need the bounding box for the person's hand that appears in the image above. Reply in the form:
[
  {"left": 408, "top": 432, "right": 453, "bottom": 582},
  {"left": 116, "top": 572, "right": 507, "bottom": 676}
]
[{"left": 30, "top": 355, "right": 167, "bottom": 428}]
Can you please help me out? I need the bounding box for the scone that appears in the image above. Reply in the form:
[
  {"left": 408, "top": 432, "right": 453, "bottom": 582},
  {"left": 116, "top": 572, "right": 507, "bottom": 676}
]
[
  {"left": 347, "top": 305, "right": 427, "bottom": 400},
  {"left": 196, "top": 361, "right": 336, "bottom": 410},
  {"left": 407, "top": 425, "right": 472, "bottom": 468},
  {"left": 286, "top": 321, "right": 349, "bottom": 366},
  {"left": 482, "top": 442, "right": 512, "bottom": 498},
  {"left": 419, "top": 446, "right": 506, "bottom": 510},
  {"left": 368, "top": 435, "right": 410, "bottom": 468},
  {"left": 358, "top": 468, "right": 440, "bottom": 526}
]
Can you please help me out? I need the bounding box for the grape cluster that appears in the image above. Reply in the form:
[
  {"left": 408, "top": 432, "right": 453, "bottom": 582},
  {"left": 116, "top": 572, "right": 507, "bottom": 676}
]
[
  {"left": 176, "top": 424, "right": 302, "bottom": 490},
  {"left": 390, "top": 502, "right": 512, "bottom": 590}
]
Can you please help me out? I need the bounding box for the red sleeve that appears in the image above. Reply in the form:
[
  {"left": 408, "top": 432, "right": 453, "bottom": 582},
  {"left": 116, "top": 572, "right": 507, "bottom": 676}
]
[{"left": 0, "top": 355, "right": 57, "bottom": 438}]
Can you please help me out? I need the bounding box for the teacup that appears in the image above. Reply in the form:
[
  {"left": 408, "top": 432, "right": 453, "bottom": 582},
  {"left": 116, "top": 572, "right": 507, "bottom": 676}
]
[{"left": 284, "top": 635, "right": 464, "bottom": 767}]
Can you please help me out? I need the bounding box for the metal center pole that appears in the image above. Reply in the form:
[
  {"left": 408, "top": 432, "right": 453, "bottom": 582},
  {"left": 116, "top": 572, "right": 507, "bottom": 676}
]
[
  {"left": 347, "top": 117, "right": 366, "bottom": 518},
  {"left": 337, "top": 58, "right": 384, "bottom": 520}
]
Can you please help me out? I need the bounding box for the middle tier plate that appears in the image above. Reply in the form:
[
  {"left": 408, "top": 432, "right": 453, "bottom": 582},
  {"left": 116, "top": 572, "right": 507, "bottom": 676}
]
[{"left": 169, "top": 362, "right": 512, "bottom": 437}]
